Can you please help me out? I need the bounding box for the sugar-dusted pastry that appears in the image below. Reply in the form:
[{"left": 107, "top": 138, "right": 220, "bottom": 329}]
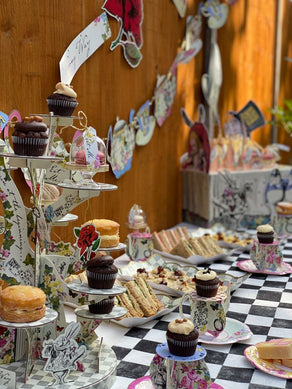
[{"left": 0, "top": 285, "right": 46, "bottom": 323}]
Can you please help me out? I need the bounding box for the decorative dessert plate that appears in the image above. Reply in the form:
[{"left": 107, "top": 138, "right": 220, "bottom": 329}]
[
  {"left": 101, "top": 242, "right": 127, "bottom": 252},
  {"left": 0, "top": 307, "right": 58, "bottom": 329},
  {"left": 75, "top": 305, "right": 127, "bottom": 320},
  {"left": 237, "top": 259, "right": 292, "bottom": 275},
  {"left": 245, "top": 345, "right": 292, "bottom": 379},
  {"left": 154, "top": 249, "right": 228, "bottom": 266},
  {"left": 112, "top": 295, "right": 182, "bottom": 328},
  {"left": 67, "top": 281, "right": 126, "bottom": 296},
  {"left": 58, "top": 181, "right": 117, "bottom": 191},
  {"left": 199, "top": 318, "right": 253, "bottom": 345},
  {"left": 119, "top": 253, "right": 250, "bottom": 295},
  {"left": 156, "top": 343, "right": 206, "bottom": 362},
  {"left": 128, "top": 376, "right": 224, "bottom": 389}
]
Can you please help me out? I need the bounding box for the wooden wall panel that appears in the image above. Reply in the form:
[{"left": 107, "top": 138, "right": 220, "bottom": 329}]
[{"left": 0, "top": 0, "right": 291, "bottom": 248}]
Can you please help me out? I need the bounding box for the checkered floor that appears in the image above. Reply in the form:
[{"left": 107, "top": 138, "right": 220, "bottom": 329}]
[{"left": 106, "top": 239, "right": 292, "bottom": 389}]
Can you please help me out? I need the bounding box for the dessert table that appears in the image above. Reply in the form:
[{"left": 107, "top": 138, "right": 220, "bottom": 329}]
[{"left": 65, "top": 237, "right": 292, "bottom": 389}]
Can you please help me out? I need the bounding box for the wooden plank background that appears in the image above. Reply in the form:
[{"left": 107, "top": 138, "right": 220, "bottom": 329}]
[{"left": 0, "top": 0, "right": 291, "bottom": 247}]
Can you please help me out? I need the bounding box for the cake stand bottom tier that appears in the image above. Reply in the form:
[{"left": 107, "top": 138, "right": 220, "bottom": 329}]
[{"left": 2, "top": 342, "right": 116, "bottom": 389}]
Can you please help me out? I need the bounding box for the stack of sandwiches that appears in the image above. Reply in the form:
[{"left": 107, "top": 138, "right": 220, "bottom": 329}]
[
  {"left": 153, "top": 227, "right": 223, "bottom": 258},
  {"left": 115, "top": 277, "right": 164, "bottom": 319}
]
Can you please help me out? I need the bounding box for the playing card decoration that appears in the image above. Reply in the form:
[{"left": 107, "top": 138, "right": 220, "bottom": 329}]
[
  {"left": 135, "top": 100, "right": 156, "bottom": 146},
  {"left": 154, "top": 70, "right": 177, "bottom": 127},
  {"left": 102, "top": 0, "right": 144, "bottom": 68},
  {"left": 107, "top": 116, "right": 135, "bottom": 178}
]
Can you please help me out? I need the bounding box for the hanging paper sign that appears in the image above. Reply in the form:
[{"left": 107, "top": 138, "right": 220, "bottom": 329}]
[
  {"left": 154, "top": 72, "right": 177, "bottom": 127},
  {"left": 135, "top": 100, "right": 156, "bottom": 146},
  {"left": 59, "top": 12, "right": 111, "bottom": 85},
  {"left": 102, "top": 0, "right": 144, "bottom": 68},
  {"left": 199, "top": 0, "right": 229, "bottom": 29},
  {"left": 172, "top": 0, "right": 187, "bottom": 18},
  {"left": 107, "top": 116, "right": 135, "bottom": 179},
  {"left": 83, "top": 126, "right": 100, "bottom": 168}
]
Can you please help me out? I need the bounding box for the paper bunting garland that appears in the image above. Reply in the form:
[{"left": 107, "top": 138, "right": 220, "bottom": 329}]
[{"left": 102, "top": 0, "right": 144, "bottom": 68}]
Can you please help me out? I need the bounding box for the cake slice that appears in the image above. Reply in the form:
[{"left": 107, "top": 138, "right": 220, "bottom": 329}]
[{"left": 256, "top": 339, "right": 292, "bottom": 360}]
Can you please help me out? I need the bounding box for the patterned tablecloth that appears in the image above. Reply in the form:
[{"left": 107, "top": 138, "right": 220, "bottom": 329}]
[{"left": 101, "top": 238, "right": 292, "bottom": 389}]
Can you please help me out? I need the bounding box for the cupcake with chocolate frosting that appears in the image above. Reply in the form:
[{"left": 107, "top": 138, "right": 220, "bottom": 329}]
[
  {"left": 86, "top": 254, "right": 118, "bottom": 289},
  {"left": 195, "top": 268, "right": 220, "bottom": 298},
  {"left": 166, "top": 318, "right": 199, "bottom": 356},
  {"left": 47, "top": 82, "right": 78, "bottom": 116}
]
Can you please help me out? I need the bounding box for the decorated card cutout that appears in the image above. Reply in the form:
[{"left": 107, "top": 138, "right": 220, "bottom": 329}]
[
  {"left": 74, "top": 223, "right": 101, "bottom": 268},
  {"left": 42, "top": 322, "right": 87, "bottom": 385},
  {"left": 154, "top": 72, "right": 177, "bottom": 127},
  {"left": 135, "top": 101, "right": 156, "bottom": 146},
  {"left": 107, "top": 116, "right": 135, "bottom": 178},
  {"left": 59, "top": 12, "right": 111, "bottom": 85},
  {"left": 175, "top": 15, "right": 203, "bottom": 65},
  {"left": 102, "top": 0, "right": 144, "bottom": 68},
  {"left": 199, "top": 0, "right": 229, "bottom": 29},
  {"left": 172, "top": 0, "right": 187, "bottom": 18}
]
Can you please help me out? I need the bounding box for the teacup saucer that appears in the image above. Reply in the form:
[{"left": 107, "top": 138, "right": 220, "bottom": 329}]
[
  {"left": 237, "top": 259, "right": 292, "bottom": 275},
  {"left": 198, "top": 318, "right": 253, "bottom": 345},
  {"left": 128, "top": 376, "right": 224, "bottom": 389}
]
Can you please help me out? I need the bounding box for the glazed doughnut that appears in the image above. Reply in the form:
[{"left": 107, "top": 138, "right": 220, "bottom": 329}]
[{"left": 0, "top": 285, "right": 46, "bottom": 323}]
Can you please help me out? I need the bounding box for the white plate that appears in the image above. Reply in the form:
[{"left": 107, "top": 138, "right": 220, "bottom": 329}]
[
  {"left": 199, "top": 317, "right": 253, "bottom": 344},
  {"left": 112, "top": 295, "right": 182, "bottom": 327},
  {"left": 118, "top": 253, "right": 250, "bottom": 295}
]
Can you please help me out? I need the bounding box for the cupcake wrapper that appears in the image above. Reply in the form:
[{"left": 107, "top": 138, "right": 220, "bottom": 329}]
[
  {"left": 86, "top": 269, "right": 117, "bottom": 289},
  {"left": 12, "top": 136, "right": 48, "bottom": 156},
  {"left": 47, "top": 98, "right": 78, "bottom": 116},
  {"left": 166, "top": 336, "right": 198, "bottom": 356}
]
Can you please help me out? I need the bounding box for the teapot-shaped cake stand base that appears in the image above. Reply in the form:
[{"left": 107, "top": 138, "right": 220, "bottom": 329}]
[
  {"left": 150, "top": 343, "right": 211, "bottom": 389},
  {"left": 1, "top": 340, "right": 116, "bottom": 389}
]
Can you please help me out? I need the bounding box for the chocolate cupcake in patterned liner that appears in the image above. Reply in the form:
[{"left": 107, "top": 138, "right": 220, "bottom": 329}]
[
  {"left": 86, "top": 254, "right": 118, "bottom": 289},
  {"left": 88, "top": 296, "right": 115, "bottom": 314},
  {"left": 166, "top": 318, "right": 199, "bottom": 357},
  {"left": 256, "top": 224, "right": 274, "bottom": 244},
  {"left": 12, "top": 116, "right": 49, "bottom": 156},
  {"left": 47, "top": 82, "right": 78, "bottom": 116},
  {"left": 195, "top": 268, "right": 220, "bottom": 298}
]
